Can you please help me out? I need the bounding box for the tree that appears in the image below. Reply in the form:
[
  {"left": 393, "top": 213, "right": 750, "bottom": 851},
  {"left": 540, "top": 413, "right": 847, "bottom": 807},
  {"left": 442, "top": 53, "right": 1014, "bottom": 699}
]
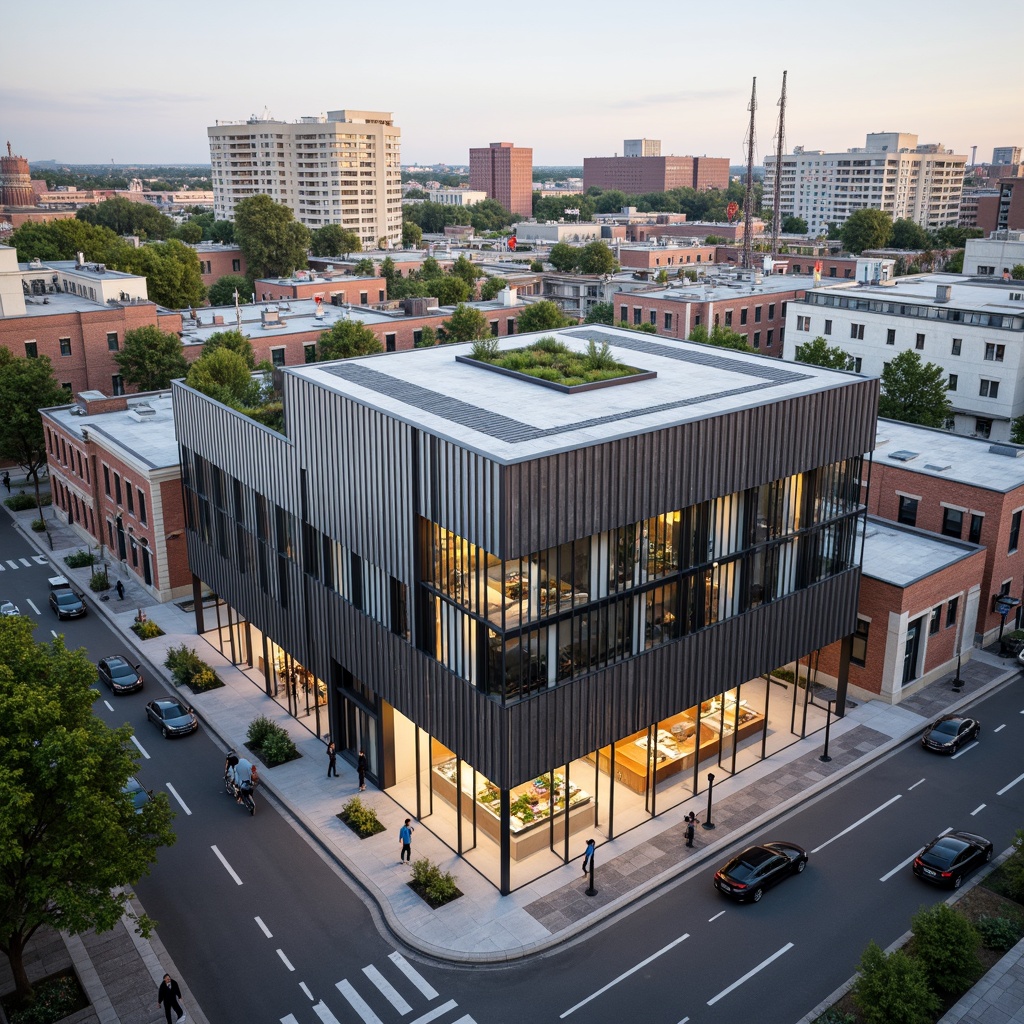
[
  {"left": 208, "top": 274, "right": 251, "bottom": 307},
  {"left": 910, "top": 902, "right": 981, "bottom": 1000},
  {"left": 173, "top": 221, "right": 203, "bottom": 244},
  {"left": 890, "top": 218, "right": 932, "bottom": 250},
  {"left": 118, "top": 239, "right": 205, "bottom": 309},
  {"left": 452, "top": 254, "right": 481, "bottom": 288},
  {"left": 316, "top": 319, "right": 383, "bottom": 361},
  {"left": 795, "top": 336, "right": 856, "bottom": 370},
  {"left": 6, "top": 219, "right": 123, "bottom": 263},
  {"left": 234, "top": 195, "right": 311, "bottom": 279},
  {"left": 1011, "top": 417, "right": 1024, "bottom": 445},
  {"left": 480, "top": 276, "right": 507, "bottom": 301},
  {"left": 585, "top": 302, "right": 615, "bottom": 325},
  {"left": 0, "top": 350, "right": 69, "bottom": 516},
  {"left": 443, "top": 303, "right": 490, "bottom": 343},
  {"left": 852, "top": 942, "right": 940, "bottom": 1024},
  {"left": 468, "top": 199, "right": 518, "bottom": 233},
  {"left": 529, "top": 259, "right": 545, "bottom": 273},
  {"left": 185, "top": 347, "right": 260, "bottom": 407},
  {"left": 548, "top": 242, "right": 579, "bottom": 273},
  {"left": 415, "top": 325, "right": 437, "bottom": 348},
  {"left": 0, "top": 616, "right": 176, "bottom": 1003},
  {"left": 114, "top": 325, "right": 189, "bottom": 391},
  {"left": 781, "top": 216, "right": 808, "bottom": 234},
  {"left": 1012, "top": 264, "right": 1024, "bottom": 280},
  {"left": 878, "top": 349, "right": 951, "bottom": 427},
  {"left": 517, "top": 300, "right": 572, "bottom": 333},
  {"left": 840, "top": 209, "right": 893, "bottom": 253},
  {"left": 689, "top": 323, "right": 753, "bottom": 351},
  {"left": 577, "top": 240, "right": 618, "bottom": 275},
  {"left": 202, "top": 329, "right": 256, "bottom": 369},
  {"left": 352, "top": 258, "right": 376, "bottom": 276},
  {"left": 431, "top": 276, "right": 471, "bottom": 306},
  {"left": 945, "top": 250, "right": 965, "bottom": 273},
  {"left": 309, "top": 224, "right": 361, "bottom": 258},
  {"left": 402, "top": 221, "right": 423, "bottom": 248},
  {"left": 77, "top": 197, "right": 175, "bottom": 240},
  {"left": 209, "top": 220, "right": 235, "bottom": 245}
]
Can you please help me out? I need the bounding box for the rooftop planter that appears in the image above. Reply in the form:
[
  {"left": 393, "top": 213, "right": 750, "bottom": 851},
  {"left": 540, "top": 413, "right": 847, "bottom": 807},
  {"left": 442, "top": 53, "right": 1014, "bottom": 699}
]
[{"left": 456, "top": 337, "right": 656, "bottom": 394}]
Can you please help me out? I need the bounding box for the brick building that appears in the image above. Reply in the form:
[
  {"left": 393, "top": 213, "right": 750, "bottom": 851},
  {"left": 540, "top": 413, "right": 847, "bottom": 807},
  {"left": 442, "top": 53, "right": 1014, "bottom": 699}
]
[
  {"left": 617, "top": 244, "right": 718, "bottom": 271},
  {"left": 627, "top": 220, "right": 764, "bottom": 244},
  {"left": 193, "top": 244, "right": 248, "bottom": 292},
  {"left": 974, "top": 180, "right": 1024, "bottom": 235},
  {"left": 469, "top": 142, "right": 533, "bottom": 219},
  {"left": 41, "top": 390, "right": 190, "bottom": 603},
  {"left": 583, "top": 155, "right": 729, "bottom": 194}
]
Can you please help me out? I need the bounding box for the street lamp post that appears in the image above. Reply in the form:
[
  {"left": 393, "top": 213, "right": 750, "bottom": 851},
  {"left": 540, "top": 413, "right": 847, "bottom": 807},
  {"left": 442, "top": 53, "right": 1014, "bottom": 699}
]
[
  {"left": 819, "top": 699, "right": 835, "bottom": 762},
  {"left": 702, "top": 773, "right": 717, "bottom": 830}
]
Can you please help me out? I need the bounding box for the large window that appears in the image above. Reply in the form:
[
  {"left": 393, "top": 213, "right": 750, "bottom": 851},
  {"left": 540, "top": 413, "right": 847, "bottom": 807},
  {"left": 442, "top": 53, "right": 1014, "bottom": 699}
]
[
  {"left": 851, "top": 617, "right": 869, "bottom": 666},
  {"left": 897, "top": 495, "right": 918, "bottom": 526},
  {"left": 941, "top": 507, "right": 964, "bottom": 538},
  {"left": 1010, "top": 510, "right": 1022, "bottom": 553}
]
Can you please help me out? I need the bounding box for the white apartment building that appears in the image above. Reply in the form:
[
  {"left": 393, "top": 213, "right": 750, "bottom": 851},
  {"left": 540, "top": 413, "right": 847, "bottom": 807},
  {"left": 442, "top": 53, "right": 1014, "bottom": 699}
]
[
  {"left": 764, "top": 133, "right": 966, "bottom": 235},
  {"left": 784, "top": 274, "right": 1024, "bottom": 441},
  {"left": 208, "top": 109, "right": 402, "bottom": 248},
  {"left": 426, "top": 189, "right": 488, "bottom": 206},
  {"left": 963, "top": 232, "right": 1024, "bottom": 277}
]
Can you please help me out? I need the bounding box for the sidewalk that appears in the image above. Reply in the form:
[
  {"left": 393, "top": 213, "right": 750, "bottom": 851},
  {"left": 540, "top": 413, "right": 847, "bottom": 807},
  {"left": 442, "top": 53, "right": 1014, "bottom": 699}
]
[{"left": 4, "top": 481, "right": 1023, "bottom": 1020}]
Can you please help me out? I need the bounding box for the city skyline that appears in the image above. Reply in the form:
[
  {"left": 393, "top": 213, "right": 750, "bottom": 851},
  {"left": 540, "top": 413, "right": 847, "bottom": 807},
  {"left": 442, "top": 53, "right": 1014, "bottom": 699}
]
[{"left": 3, "top": 0, "right": 1022, "bottom": 167}]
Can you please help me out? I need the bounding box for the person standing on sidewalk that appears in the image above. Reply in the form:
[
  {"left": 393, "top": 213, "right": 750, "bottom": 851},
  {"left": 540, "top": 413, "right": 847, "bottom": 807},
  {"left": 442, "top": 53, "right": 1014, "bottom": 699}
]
[
  {"left": 2, "top": 471, "right": 10, "bottom": 493},
  {"left": 357, "top": 748, "right": 368, "bottom": 791},
  {"left": 685, "top": 812, "right": 696, "bottom": 848},
  {"left": 399, "top": 818, "right": 415, "bottom": 862},
  {"left": 115, "top": 579, "right": 125, "bottom": 601},
  {"left": 157, "top": 973, "right": 186, "bottom": 1022},
  {"left": 326, "top": 740, "right": 337, "bottom": 778}
]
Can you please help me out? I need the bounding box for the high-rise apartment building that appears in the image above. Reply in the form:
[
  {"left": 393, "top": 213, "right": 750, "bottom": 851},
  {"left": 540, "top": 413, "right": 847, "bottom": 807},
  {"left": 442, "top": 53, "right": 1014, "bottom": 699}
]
[
  {"left": 583, "top": 154, "right": 729, "bottom": 194},
  {"left": 992, "top": 146, "right": 1022, "bottom": 166},
  {"left": 468, "top": 142, "right": 533, "bottom": 218},
  {"left": 624, "top": 138, "right": 661, "bottom": 157},
  {"left": 208, "top": 110, "right": 402, "bottom": 248},
  {"left": 763, "top": 133, "right": 966, "bottom": 235}
]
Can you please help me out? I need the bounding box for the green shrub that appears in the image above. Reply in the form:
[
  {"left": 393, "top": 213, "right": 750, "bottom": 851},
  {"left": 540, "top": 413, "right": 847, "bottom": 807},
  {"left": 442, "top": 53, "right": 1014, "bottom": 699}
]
[
  {"left": 910, "top": 901, "right": 982, "bottom": 998},
  {"left": 64, "top": 549, "right": 96, "bottom": 568},
  {"left": 338, "top": 797, "right": 385, "bottom": 838},
  {"left": 131, "top": 619, "right": 165, "bottom": 640},
  {"left": 7, "top": 971, "right": 86, "bottom": 1024},
  {"left": 4, "top": 493, "right": 51, "bottom": 512},
  {"left": 189, "top": 666, "right": 222, "bottom": 693},
  {"left": 997, "top": 828, "right": 1024, "bottom": 902},
  {"left": 89, "top": 569, "right": 110, "bottom": 591},
  {"left": 30, "top": 518, "right": 46, "bottom": 532},
  {"left": 976, "top": 915, "right": 1024, "bottom": 951},
  {"left": 852, "top": 942, "right": 940, "bottom": 1024},
  {"left": 469, "top": 337, "right": 499, "bottom": 361},
  {"left": 410, "top": 856, "right": 461, "bottom": 906},
  {"left": 812, "top": 1011, "right": 856, "bottom": 1024},
  {"left": 246, "top": 714, "right": 277, "bottom": 748},
  {"left": 165, "top": 644, "right": 206, "bottom": 687},
  {"left": 260, "top": 728, "right": 298, "bottom": 767}
]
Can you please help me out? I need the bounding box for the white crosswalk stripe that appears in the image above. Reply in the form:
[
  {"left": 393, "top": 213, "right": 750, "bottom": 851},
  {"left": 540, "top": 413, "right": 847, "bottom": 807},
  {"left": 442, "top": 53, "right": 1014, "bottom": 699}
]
[
  {"left": 337, "top": 979, "right": 384, "bottom": 1024},
  {"left": 408, "top": 999, "right": 458, "bottom": 1024},
  {"left": 363, "top": 964, "right": 412, "bottom": 1014},
  {"left": 388, "top": 952, "right": 438, "bottom": 1000}
]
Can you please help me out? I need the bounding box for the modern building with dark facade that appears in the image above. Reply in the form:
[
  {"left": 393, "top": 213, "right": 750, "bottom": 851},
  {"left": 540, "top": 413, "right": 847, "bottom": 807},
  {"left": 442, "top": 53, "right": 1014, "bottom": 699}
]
[{"left": 173, "top": 326, "right": 876, "bottom": 893}]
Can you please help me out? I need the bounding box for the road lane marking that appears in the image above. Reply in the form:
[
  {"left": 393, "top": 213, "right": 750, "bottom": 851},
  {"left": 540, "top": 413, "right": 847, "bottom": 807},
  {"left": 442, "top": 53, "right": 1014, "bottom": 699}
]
[
  {"left": 997, "top": 771, "right": 1024, "bottom": 796},
  {"left": 881, "top": 827, "right": 951, "bottom": 882},
  {"left": 337, "top": 979, "right": 384, "bottom": 1024},
  {"left": 907, "top": 778, "right": 926, "bottom": 791},
  {"left": 408, "top": 1001, "right": 458, "bottom": 1024},
  {"left": 26, "top": 598, "right": 40, "bottom": 614},
  {"left": 103, "top": 700, "right": 114, "bottom": 712},
  {"left": 166, "top": 783, "right": 191, "bottom": 815},
  {"left": 709, "top": 910, "right": 726, "bottom": 922},
  {"left": 19, "top": 558, "right": 30, "bottom": 567},
  {"left": 130, "top": 735, "right": 150, "bottom": 760},
  {"left": 277, "top": 949, "right": 295, "bottom": 971},
  {"left": 33, "top": 556, "right": 47, "bottom": 565},
  {"left": 299, "top": 982, "right": 313, "bottom": 1000},
  {"left": 6, "top": 560, "right": 18, "bottom": 569},
  {"left": 50, "top": 629, "right": 58, "bottom": 638},
  {"left": 971, "top": 804, "right": 986, "bottom": 816},
  {"left": 388, "top": 952, "right": 438, "bottom": 999},
  {"left": 255, "top": 916, "right": 273, "bottom": 938},
  {"left": 282, "top": 1016, "right": 301, "bottom": 1024},
  {"left": 363, "top": 964, "right": 412, "bottom": 1013},
  {"left": 312, "top": 1004, "right": 342, "bottom": 1024},
  {"left": 995, "top": 724, "right": 1006, "bottom": 732},
  {"left": 559, "top": 933, "right": 690, "bottom": 1018},
  {"left": 811, "top": 795, "right": 902, "bottom": 854},
  {"left": 952, "top": 741, "right": 979, "bottom": 760},
  {"left": 211, "top": 845, "right": 243, "bottom": 885},
  {"left": 707, "top": 942, "right": 794, "bottom": 1005}
]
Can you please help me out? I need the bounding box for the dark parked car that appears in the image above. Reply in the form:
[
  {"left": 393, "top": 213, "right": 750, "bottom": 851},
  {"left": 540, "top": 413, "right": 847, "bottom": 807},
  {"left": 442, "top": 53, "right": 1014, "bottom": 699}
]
[
  {"left": 122, "top": 776, "right": 153, "bottom": 812},
  {"left": 145, "top": 698, "right": 198, "bottom": 738},
  {"left": 48, "top": 576, "right": 86, "bottom": 619},
  {"left": 921, "top": 715, "right": 980, "bottom": 754},
  {"left": 713, "top": 841, "right": 808, "bottom": 902},
  {"left": 913, "top": 831, "right": 993, "bottom": 888},
  {"left": 97, "top": 656, "right": 143, "bottom": 694}
]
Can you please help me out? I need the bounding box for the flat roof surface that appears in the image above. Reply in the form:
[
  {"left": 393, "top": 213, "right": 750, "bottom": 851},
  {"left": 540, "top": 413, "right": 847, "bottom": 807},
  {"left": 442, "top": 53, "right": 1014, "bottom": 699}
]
[
  {"left": 11, "top": 291, "right": 123, "bottom": 318},
  {"left": 808, "top": 273, "right": 1024, "bottom": 315},
  {"left": 29, "top": 259, "right": 144, "bottom": 282},
  {"left": 287, "top": 325, "right": 858, "bottom": 463},
  {"left": 874, "top": 419, "right": 1024, "bottom": 493},
  {"left": 624, "top": 273, "right": 819, "bottom": 303},
  {"left": 860, "top": 516, "right": 979, "bottom": 587},
  {"left": 44, "top": 393, "right": 180, "bottom": 470}
]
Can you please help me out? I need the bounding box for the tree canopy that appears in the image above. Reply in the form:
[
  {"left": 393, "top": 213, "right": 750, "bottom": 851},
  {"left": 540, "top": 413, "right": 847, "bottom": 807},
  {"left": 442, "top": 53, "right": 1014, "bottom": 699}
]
[
  {"left": 548, "top": 242, "right": 581, "bottom": 273},
  {"left": 402, "top": 221, "right": 423, "bottom": 248},
  {"left": 840, "top": 209, "right": 893, "bottom": 253},
  {"left": 890, "top": 218, "right": 932, "bottom": 251},
  {"left": 781, "top": 215, "right": 808, "bottom": 234},
  {"left": 77, "top": 197, "right": 175, "bottom": 240},
  {"left": 577, "top": 240, "right": 618, "bottom": 275},
  {"left": 202, "top": 329, "right": 256, "bottom": 368},
  {"left": 208, "top": 274, "right": 251, "bottom": 307},
  {"left": 316, "top": 319, "right": 383, "bottom": 361},
  {"left": 517, "top": 300, "right": 573, "bottom": 333},
  {"left": 532, "top": 193, "right": 596, "bottom": 222},
  {"left": 442, "top": 304, "right": 491, "bottom": 343},
  {"left": 451, "top": 254, "right": 482, "bottom": 287},
  {"left": 6, "top": 219, "right": 125, "bottom": 264},
  {"left": 584, "top": 302, "right": 615, "bottom": 325},
  {"left": 480, "top": 276, "right": 507, "bottom": 301},
  {"left": 795, "top": 336, "right": 856, "bottom": 371},
  {"left": 185, "top": 347, "right": 260, "bottom": 407},
  {"left": 878, "top": 350, "right": 951, "bottom": 427},
  {"left": 114, "top": 325, "right": 190, "bottom": 391},
  {"left": 0, "top": 616, "right": 176, "bottom": 1002},
  {"left": 309, "top": 224, "right": 361, "bottom": 258},
  {"left": 689, "top": 323, "right": 753, "bottom": 351},
  {"left": 118, "top": 239, "right": 205, "bottom": 309},
  {"left": 234, "top": 195, "right": 311, "bottom": 279}
]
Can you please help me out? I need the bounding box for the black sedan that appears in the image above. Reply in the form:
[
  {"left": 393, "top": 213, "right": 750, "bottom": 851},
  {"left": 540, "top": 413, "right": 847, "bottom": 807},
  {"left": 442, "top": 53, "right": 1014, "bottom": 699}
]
[
  {"left": 713, "top": 841, "right": 808, "bottom": 903},
  {"left": 49, "top": 587, "right": 86, "bottom": 619},
  {"left": 98, "top": 656, "right": 143, "bottom": 694},
  {"left": 913, "top": 831, "right": 993, "bottom": 889},
  {"left": 920, "top": 715, "right": 980, "bottom": 754},
  {"left": 145, "top": 698, "right": 198, "bottom": 738},
  {"left": 122, "top": 776, "right": 153, "bottom": 812}
]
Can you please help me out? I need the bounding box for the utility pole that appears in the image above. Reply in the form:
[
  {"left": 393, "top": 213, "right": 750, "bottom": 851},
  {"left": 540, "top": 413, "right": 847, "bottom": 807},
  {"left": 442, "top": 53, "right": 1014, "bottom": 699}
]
[
  {"left": 741, "top": 77, "right": 757, "bottom": 270},
  {"left": 770, "top": 71, "right": 788, "bottom": 260}
]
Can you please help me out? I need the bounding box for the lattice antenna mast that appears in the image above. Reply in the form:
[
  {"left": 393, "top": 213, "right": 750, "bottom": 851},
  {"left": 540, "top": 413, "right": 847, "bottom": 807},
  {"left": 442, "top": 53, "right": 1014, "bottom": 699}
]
[
  {"left": 742, "top": 77, "right": 757, "bottom": 270},
  {"left": 770, "top": 70, "right": 788, "bottom": 258}
]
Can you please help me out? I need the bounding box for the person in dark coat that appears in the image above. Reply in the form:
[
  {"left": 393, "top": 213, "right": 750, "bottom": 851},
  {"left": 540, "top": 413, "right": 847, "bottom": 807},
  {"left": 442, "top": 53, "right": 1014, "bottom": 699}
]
[
  {"left": 326, "top": 740, "right": 338, "bottom": 778},
  {"left": 115, "top": 579, "right": 125, "bottom": 600},
  {"left": 685, "top": 814, "right": 696, "bottom": 847},
  {"left": 157, "top": 973, "right": 185, "bottom": 1022},
  {"left": 357, "top": 749, "right": 368, "bottom": 791},
  {"left": 2, "top": 471, "right": 10, "bottom": 493}
]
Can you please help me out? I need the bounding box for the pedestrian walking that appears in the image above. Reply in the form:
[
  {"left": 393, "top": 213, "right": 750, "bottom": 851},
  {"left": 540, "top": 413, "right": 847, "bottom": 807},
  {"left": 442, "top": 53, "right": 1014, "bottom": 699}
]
[
  {"left": 582, "top": 837, "right": 596, "bottom": 874},
  {"left": 357, "top": 748, "right": 368, "bottom": 791},
  {"left": 115, "top": 579, "right": 125, "bottom": 601},
  {"left": 685, "top": 812, "right": 695, "bottom": 848},
  {"left": 2, "top": 471, "right": 9, "bottom": 493},
  {"left": 157, "top": 973, "right": 186, "bottom": 1023},
  {"left": 399, "top": 818, "right": 415, "bottom": 862},
  {"left": 326, "top": 740, "right": 337, "bottom": 778}
]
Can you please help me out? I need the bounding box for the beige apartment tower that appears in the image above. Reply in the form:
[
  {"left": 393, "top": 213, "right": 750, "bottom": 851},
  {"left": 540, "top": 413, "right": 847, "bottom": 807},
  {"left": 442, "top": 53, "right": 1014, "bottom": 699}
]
[{"left": 208, "top": 109, "right": 402, "bottom": 248}]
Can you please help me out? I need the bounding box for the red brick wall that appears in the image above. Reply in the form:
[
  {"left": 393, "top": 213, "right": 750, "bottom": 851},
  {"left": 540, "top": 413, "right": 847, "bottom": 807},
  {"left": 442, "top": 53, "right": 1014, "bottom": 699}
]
[
  {"left": 252, "top": 277, "right": 387, "bottom": 302},
  {"left": 195, "top": 247, "right": 247, "bottom": 290},
  {"left": 619, "top": 246, "right": 717, "bottom": 270}
]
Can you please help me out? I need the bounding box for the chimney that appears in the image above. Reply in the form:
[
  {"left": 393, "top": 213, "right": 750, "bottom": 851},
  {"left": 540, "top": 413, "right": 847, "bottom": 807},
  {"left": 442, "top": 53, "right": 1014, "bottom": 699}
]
[{"left": 935, "top": 284, "right": 952, "bottom": 303}]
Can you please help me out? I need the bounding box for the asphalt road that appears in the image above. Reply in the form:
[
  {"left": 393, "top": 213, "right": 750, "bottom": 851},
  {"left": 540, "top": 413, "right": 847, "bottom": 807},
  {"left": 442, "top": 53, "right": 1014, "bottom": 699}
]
[{"left": 4, "top": 519, "right": 1022, "bottom": 1024}]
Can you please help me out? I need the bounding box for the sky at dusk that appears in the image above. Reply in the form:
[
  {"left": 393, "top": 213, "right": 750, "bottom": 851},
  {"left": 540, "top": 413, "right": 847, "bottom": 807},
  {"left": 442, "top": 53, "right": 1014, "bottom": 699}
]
[{"left": 3, "top": 0, "right": 1022, "bottom": 169}]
